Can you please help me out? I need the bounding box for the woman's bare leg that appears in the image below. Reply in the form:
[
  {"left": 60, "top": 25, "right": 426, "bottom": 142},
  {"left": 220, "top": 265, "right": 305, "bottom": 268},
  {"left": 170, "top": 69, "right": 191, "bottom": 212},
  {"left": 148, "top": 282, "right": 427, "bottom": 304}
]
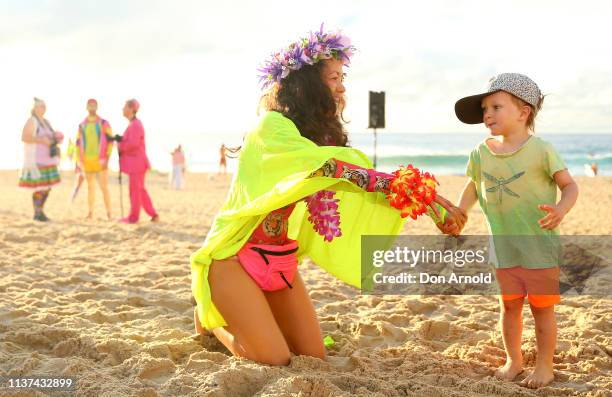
[
  {"left": 264, "top": 273, "right": 325, "bottom": 359},
  {"left": 207, "top": 257, "right": 291, "bottom": 366}
]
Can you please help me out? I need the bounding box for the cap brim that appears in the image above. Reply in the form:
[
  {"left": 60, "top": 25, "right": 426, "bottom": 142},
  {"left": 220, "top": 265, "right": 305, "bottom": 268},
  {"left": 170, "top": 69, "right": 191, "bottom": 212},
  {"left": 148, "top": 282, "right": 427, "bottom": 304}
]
[{"left": 454, "top": 91, "right": 499, "bottom": 124}]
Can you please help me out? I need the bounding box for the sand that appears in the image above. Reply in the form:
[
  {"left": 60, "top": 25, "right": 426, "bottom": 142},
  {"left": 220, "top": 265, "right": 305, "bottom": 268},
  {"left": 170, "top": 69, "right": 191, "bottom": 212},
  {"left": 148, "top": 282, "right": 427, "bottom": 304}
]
[{"left": 0, "top": 170, "right": 610, "bottom": 396}]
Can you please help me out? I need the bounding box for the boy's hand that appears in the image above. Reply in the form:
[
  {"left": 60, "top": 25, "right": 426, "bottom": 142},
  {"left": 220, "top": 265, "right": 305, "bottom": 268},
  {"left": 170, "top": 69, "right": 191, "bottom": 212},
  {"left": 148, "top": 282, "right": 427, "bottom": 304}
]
[
  {"left": 538, "top": 204, "right": 565, "bottom": 229},
  {"left": 434, "top": 205, "right": 467, "bottom": 236},
  {"left": 436, "top": 218, "right": 459, "bottom": 235}
]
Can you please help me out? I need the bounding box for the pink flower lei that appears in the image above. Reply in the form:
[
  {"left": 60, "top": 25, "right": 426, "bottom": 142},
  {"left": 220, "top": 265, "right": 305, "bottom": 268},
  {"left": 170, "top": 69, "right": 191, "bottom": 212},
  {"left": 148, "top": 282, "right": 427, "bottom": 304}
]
[
  {"left": 304, "top": 190, "right": 342, "bottom": 242},
  {"left": 305, "top": 165, "right": 439, "bottom": 242}
]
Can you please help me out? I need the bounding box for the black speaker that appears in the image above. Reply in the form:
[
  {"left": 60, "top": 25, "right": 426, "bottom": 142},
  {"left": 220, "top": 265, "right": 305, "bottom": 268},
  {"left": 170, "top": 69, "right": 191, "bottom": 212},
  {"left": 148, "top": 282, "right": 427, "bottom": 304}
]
[{"left": 369, "top": 91, "right": 385, "bottom": 129}]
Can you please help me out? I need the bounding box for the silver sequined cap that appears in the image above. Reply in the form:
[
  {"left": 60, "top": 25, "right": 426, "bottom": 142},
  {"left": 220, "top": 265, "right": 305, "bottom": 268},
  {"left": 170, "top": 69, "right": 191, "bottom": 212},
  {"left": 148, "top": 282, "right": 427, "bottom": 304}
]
[{"left": 455, "top": 73, "right": 542, "bottom": 124}]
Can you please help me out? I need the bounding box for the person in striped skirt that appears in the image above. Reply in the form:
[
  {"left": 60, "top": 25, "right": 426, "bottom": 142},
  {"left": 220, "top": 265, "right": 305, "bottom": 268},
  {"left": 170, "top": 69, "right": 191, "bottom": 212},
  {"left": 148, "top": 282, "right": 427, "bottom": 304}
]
[{"left": 19, "top": 98, "right": 64, "bottom": 221}]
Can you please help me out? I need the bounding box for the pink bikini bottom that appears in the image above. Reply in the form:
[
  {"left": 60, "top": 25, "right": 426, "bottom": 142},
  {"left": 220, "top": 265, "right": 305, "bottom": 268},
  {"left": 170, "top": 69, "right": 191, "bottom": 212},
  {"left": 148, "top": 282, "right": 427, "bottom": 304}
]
[{"left": 237, "top": 240, "right": 299, "bottom": 291}]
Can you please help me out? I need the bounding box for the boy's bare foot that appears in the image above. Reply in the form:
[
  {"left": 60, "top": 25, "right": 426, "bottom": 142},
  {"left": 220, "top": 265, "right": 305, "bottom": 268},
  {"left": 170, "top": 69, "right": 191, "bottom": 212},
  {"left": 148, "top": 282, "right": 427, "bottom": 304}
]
[
  {"left": 85, "top": 213, "right": 93, "bottom": 220},
  {"left": 495, "top": 360, "right": 523, "bottom": 381},
  {"left": 106, "top": 212, "right": 112, "bottom": 221},
  {"left": 520, "top": 364, "right": 554, "bottom": 389}
]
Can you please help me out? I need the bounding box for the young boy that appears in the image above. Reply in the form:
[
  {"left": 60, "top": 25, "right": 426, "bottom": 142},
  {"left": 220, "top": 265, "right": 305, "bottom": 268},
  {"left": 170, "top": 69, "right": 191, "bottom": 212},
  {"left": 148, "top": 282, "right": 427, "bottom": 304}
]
[{"left": 453, "top": 73, "right": 578, "bottom": 388}]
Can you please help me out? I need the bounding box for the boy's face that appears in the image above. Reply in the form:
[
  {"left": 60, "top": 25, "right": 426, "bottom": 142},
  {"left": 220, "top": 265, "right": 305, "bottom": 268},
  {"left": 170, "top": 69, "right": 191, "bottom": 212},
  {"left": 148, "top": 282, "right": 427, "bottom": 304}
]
[{"left": 481, "top": 91, "right": 526, "bottom": 136}]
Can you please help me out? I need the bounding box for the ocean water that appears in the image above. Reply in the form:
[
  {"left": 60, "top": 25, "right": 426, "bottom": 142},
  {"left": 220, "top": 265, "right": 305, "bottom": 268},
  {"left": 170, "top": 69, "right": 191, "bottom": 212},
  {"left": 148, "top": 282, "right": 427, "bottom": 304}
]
[
  {"left": 182, "top": 132, "right": 612, "bottom": 176},
  {"left": 9, "top": 132, "right": 607, "bottom": 176}
]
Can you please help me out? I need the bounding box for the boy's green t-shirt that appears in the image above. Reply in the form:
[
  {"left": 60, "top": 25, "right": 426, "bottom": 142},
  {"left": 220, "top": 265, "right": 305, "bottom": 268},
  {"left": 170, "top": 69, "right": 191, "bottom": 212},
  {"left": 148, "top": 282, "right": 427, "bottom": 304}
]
[{"left": 466, "top": 136, "right": 567, "bottom": 269}]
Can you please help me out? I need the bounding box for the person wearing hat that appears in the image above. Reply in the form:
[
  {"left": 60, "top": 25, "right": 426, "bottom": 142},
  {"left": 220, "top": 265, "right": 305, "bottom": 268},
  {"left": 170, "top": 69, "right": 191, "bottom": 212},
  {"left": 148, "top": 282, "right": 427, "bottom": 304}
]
[
  {"left": 76, "top": 98, "right": 114, "bottom": 220},
  {"left": 116, "top": 99, "right": 159, "bottom": 223},
  {"left": 454, "top": 73, "right": 578, "bottom": 388},
  {"left": 19, "top": 98, "right": 64, "bottom": 221}
]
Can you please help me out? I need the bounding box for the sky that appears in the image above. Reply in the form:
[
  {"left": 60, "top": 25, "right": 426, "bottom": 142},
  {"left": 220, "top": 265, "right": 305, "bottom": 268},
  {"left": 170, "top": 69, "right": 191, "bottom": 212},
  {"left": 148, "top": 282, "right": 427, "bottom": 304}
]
[{"left": 1, "top": 0, "right": 611, "bottom": 169}]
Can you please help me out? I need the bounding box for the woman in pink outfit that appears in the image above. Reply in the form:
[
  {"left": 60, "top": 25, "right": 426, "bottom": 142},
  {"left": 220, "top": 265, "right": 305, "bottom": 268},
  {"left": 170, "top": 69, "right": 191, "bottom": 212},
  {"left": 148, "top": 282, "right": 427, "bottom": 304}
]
[{"left": 117, "top": 99, "right": 159, "bottom": 223}]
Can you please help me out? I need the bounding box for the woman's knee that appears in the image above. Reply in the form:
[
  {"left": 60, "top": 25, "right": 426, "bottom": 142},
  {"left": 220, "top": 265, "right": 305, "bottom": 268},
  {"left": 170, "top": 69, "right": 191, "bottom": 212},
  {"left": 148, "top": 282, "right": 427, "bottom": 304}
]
[
  {"left": 208, "top": 258, "right": 293, "bottom": 365},
  {"left": 292, "top": 344, "right": 325, "bottom": 360},
  {"left": 254, "top": 346, "right": 291, "bottom": 366},
  {"left": 216, "top": 325, "right": 292, "bottom": 366}
]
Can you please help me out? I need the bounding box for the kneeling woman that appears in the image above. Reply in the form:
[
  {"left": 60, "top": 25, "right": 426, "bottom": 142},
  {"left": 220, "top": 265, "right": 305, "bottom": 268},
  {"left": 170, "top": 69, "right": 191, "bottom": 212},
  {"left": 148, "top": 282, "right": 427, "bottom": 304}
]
[{"left": 191, "top": 26, "right": 466, "bottom": 365}]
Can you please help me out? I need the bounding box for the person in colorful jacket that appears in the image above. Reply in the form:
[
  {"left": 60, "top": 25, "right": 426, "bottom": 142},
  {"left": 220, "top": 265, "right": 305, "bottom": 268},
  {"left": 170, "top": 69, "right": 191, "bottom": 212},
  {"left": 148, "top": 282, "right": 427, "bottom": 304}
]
[
  {"left": 117, "top": 99, "right": 159, "bottom": 223},
  {"left": 76, "top": 98, "right": 114, "bottom": 220}
]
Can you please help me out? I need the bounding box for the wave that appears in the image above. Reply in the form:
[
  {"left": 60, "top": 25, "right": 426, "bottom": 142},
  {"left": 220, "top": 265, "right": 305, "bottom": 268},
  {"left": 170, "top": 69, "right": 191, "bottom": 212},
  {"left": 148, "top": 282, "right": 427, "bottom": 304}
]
[
  {"left": 562, "top": 152, "right": 612, "bottom": 162},
  {"left": 374, "top": 154, "right": 468, "bottom": 167}
]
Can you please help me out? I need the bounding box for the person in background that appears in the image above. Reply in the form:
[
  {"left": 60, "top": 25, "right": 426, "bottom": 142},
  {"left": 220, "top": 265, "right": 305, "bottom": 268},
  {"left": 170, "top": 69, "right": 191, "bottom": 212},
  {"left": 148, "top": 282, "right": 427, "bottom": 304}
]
[
  {"left": 19, "top": 97, "right": 64, "bottom": 221},
  {"left": 66, "top": 138, "right": 85, "bottom": 202},
  {"left": 76, "top": 98, "right": 114, "bottom": 220},
  {"left": 170, "top": 145, "right": 186, "bottom": 190},
  {"left": 218, "top": 144, "right": 227, "bottom": 175},
  {"left": 116, "top": 99, "right": 159, "bottom": 223}
]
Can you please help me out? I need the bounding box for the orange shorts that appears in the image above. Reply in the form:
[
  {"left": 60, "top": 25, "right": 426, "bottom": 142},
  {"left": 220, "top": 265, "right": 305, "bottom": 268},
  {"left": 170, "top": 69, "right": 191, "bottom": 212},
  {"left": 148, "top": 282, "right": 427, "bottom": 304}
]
[{"left": 495, "top": 266, "right": 560, "bottom": 308}]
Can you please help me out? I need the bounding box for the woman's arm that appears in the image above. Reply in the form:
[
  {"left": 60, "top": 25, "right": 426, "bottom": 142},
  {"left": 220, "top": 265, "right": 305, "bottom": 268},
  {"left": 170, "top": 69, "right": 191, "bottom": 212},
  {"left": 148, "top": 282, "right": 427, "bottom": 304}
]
[
  {"left": 310, "top": 159, "right": 467, "bottom": 232},
  {"left": 21, "top": 118, "right": 50, "bottom": 145},
  {"left": 309, "top": 158, "right": 391, "bottom": 193},
  {"left": 118, "top": 124, "right": 143, "bottom": 154}
]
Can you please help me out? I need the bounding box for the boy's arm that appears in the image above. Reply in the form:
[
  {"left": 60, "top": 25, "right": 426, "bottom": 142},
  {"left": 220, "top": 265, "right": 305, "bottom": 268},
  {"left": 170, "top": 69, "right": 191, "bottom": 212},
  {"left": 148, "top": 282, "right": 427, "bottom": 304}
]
[
  {"left": 435, "top": 179, "right": 476, "bottom": 236},
  {"left": 436, "top": 179, "right": 477, "bottom": 236},
  {"left": 431, "top": 195, "right": 467, "bottom": 235},
  {"left": 538, "top": 170, "right": 578, "bottom": 230},
  {"left": 458, "top": 179, "right": 478, "bottom": 212}
]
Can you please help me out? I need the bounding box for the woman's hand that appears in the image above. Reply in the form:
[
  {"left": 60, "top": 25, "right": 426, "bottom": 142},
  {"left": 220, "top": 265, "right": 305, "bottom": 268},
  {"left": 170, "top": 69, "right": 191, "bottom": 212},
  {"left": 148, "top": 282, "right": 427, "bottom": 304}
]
[{"left": 430, "top": 194, "right": 468, "bottom": 236}]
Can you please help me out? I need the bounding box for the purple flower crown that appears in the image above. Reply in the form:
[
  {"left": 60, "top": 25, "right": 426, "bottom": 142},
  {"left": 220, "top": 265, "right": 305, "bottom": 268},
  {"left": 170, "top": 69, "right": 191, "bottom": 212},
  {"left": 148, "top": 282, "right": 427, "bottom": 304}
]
[{"left": 257, "top": 24, "right": 356, "bottom": 90}]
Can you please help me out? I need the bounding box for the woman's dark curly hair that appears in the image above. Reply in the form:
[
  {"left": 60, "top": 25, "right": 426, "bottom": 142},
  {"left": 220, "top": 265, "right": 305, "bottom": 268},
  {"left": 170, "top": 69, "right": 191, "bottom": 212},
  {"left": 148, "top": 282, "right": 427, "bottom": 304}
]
[{"left": 259, "top": 61, "right": 349, "bottom": 147}]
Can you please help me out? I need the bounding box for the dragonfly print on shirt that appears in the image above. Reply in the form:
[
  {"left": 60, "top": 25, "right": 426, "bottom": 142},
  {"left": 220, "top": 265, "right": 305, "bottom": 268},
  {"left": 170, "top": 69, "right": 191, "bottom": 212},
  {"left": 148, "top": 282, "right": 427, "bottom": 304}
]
[{"left": 483, "top": 171, "right": 525, "bottom": 204}]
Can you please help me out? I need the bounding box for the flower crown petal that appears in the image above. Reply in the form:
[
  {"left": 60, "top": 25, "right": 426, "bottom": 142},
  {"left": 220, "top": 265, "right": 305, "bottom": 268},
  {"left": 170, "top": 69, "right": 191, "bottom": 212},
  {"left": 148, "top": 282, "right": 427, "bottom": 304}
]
[{"left": 258, "top": 25, "right": 356, "bottom": 90}]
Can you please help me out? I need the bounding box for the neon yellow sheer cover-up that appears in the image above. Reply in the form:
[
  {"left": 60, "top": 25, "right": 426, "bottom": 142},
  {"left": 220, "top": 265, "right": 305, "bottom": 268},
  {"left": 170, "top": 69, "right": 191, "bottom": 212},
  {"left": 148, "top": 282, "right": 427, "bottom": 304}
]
[{"left": 191, "top": 111, "right": 407, "bottom": 330}]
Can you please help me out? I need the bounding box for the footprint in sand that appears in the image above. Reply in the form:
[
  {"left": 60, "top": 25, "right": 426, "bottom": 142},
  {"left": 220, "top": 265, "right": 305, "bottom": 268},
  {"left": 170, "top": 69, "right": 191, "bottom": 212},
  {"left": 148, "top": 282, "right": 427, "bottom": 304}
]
[
  {"left": 96, "top": 338, "right": 140, "bottom": 365},
  {"left": 356, "top": 322, "right": 379, "bottom": 337},
  {"left": 419, "top": 320, "right": 450, "bottom": 340},
  {"left": 477, "top": 345, "right": 506, "bottom": 366},
  {"left": 132, "top": 356, "right": 177, "bottom": 380},
  {"left": 53, "top": 337, "right": 101, "bottom": 360},
  {"left": 405, "top": 300, "right": 438, "bottom": 315}
]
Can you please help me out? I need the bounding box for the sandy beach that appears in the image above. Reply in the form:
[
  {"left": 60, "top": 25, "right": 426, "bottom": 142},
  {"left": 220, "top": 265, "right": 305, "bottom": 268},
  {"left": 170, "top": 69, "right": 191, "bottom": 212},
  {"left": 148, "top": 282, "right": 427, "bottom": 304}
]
[{"left": 0, "top": 170, "right": 610, "bottom": 396}]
